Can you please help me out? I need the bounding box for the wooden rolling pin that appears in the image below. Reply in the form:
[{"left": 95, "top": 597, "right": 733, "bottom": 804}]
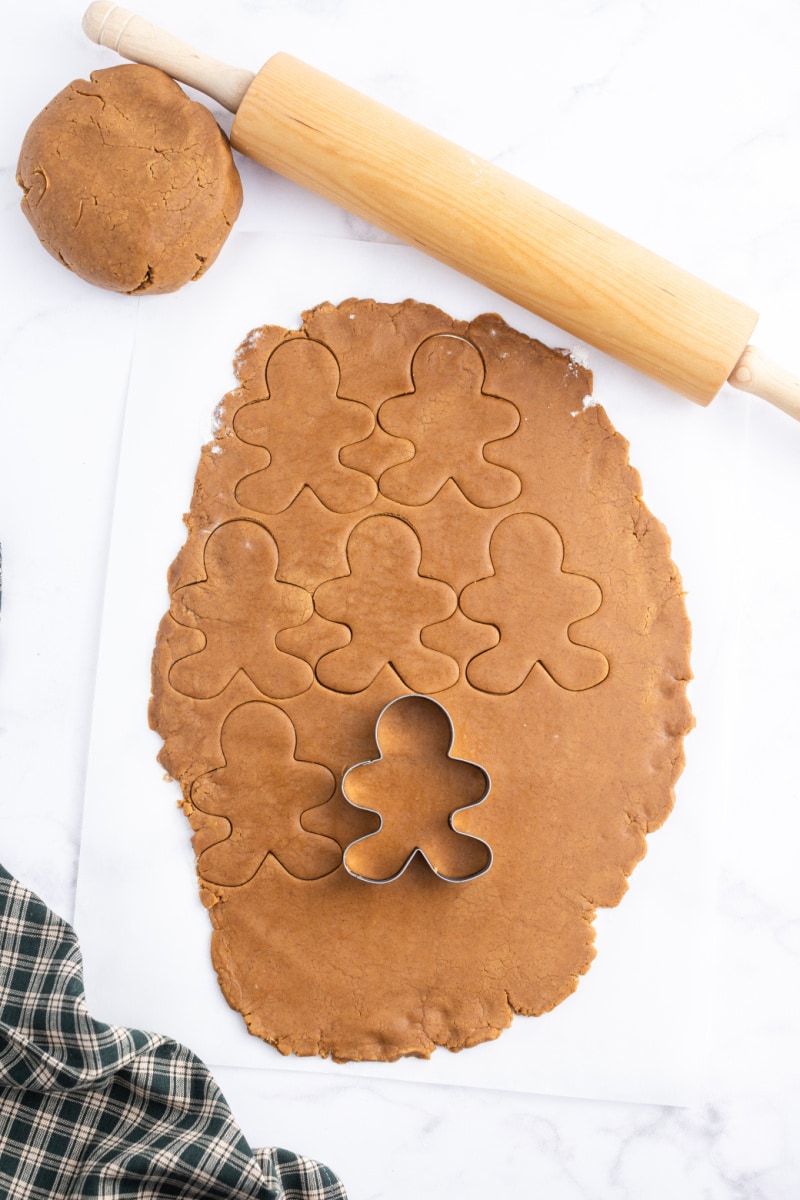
[{"left": 83, "top": 2, "right": 800, "bottom": 420}]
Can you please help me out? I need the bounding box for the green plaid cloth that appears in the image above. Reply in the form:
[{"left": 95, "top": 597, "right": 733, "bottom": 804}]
[{"left": 0, "top": 863, "right": 346, "bottom": 1199}]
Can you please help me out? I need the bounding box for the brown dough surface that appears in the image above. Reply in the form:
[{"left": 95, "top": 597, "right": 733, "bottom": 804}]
[
  {"left": 150, "top": 300, "right": 693, "bottom": 1062},
  {"left": 17, "top": 65, "right": 242, "bottom": 294}
]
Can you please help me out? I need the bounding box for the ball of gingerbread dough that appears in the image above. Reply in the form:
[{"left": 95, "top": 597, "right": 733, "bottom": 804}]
[{"left": 16, "top": 64, "right": 243, "bottom": 295}]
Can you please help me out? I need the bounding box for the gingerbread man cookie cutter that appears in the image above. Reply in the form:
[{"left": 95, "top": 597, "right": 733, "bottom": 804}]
[{"left": 341, "top": 694, "right": 493, "bottom": 885}]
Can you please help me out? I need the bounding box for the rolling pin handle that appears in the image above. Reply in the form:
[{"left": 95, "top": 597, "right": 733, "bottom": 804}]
[
  {"left": 727, "top": 345, "right": 800, "bottom": 422},
  {"left": 82, "top": 2, "right": 254, "bottom": 112}
]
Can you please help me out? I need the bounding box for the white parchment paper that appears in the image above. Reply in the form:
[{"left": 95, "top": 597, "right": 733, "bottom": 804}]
[{"left": 75, "top": 231, "right": 744, "bottom": 1106}]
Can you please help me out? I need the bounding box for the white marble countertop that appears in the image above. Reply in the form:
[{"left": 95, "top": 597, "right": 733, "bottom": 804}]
[{"left": 1, "top": 1, "right": 799, "bottom": 1196}]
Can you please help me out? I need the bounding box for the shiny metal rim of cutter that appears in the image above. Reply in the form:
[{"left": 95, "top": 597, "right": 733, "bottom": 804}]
[{"left": 341, "top": 693, "right": 493, "bottom": 885}]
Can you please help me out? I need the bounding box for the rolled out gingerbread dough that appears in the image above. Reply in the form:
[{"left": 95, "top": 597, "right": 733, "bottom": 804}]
[{"left": 150, "top": 299, "right": 693, "bottom": 1062}]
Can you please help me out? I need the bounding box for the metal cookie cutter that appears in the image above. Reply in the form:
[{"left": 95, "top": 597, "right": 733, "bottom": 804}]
[{"left": 340, "top": 696, "right": 491, "bottom": 883}]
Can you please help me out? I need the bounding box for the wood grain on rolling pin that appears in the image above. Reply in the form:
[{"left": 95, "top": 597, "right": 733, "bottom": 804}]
[
  {"left": 232, "top": 54, "right": 758, "bottom": 406},
  {"left": 84, "top": 4, "right": 800, "bottom": 417}
]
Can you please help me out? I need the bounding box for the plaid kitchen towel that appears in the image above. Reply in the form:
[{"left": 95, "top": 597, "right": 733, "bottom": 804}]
[{"left": 0, "top": 863, "right": 347, "bottom": 1199}]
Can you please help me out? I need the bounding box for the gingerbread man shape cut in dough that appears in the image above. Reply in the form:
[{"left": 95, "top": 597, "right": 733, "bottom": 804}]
[
  {"left": 234, "top": 338, "right": 377, "bottom": 514},
  {"left": 342, "top": 695, "right": 492, "bottom": 883},
  {"left": 192, "top": 701, "right": 342, "bottom": 885},
  {"left": 314, "top": 515, "right": 459, "bottom": 694},
  {"left": 461, "top": 512, "right": 609, "bottom": 693},
  {"left": 377, "top": 335, "right": 522, "bottom": 508},
  {"left": 169, "top": 520, "right": 313, "bottom": 700}
]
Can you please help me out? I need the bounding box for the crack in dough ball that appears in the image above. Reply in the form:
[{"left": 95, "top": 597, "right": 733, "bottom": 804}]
[{"left": 16, "top": 64, "right": 243, "bottom": 295}]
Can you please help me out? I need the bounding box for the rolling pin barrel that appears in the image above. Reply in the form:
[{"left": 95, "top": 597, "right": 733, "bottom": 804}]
[
  {"left": 232, "top": 53, "right": 757, "bottom": 406},
  {"left": 83, "top": 2, "right": 798, "bottom": 418}
]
